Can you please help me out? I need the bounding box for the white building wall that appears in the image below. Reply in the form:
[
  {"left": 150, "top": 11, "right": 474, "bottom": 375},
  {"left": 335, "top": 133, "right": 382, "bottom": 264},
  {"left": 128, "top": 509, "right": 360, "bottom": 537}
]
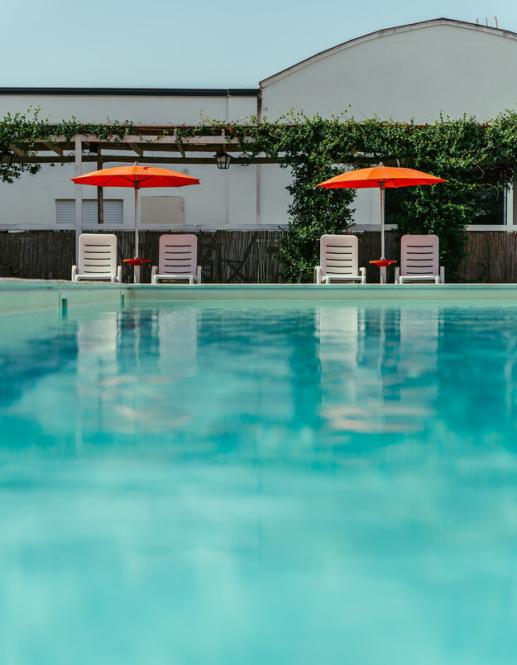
[
  {"left": 260, "top": 20, "right": 517, "bottom": 228},
  {"left": 0, "top": 93, "right": 262, "bottom": 230},
  {"left": 0, "top": 94, "right": 256, "bottom": 125},
  {"left": 1, "top": 20, "right": 517, "bottom": 232},
  {"left": 260, "top": 22, "right": 517, "bottom": 122}
]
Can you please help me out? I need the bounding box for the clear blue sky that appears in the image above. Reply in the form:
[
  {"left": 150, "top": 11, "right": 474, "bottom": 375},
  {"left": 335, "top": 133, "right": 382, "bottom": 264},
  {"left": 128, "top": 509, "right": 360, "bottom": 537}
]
[{"left": 2, "top": 0, "right": 516, "bottom": 88}]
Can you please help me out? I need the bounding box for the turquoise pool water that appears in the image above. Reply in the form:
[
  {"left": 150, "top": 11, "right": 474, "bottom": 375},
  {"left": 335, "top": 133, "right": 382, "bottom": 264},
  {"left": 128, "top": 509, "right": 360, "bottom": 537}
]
[{"left": 1, "top": 299, "right": 517, "bottom": 664}]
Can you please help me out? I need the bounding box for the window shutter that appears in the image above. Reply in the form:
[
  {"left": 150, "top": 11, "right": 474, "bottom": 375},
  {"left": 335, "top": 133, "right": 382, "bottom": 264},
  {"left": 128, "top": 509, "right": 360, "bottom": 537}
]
[{"left": 56, "top": 199, "right": 123, "bottom": 225}]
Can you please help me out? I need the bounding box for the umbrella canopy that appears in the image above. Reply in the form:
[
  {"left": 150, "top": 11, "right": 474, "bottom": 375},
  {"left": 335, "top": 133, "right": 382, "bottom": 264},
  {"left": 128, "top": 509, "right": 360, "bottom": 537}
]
[
  {"left": 317, "top": 165, "right": 446, "bottom": 189},
  {"left": 317, "top": 165, "right": 446, "bottom": 274},
  {"left": 72, "top": 165, "right": 200, "bottom": 271},
  {"left": 72, "top": 164, "right": 200, "bottom": 189}
]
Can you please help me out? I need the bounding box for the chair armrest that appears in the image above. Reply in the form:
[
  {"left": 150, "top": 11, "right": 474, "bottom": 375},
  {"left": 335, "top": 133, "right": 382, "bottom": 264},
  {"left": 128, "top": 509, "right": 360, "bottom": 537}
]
[
  {"left": 116, "top": 266, "right": 122, "bottom": 283},
  {"left": 394, "top": 266, "right": 400, "bottom": 283},
  {"left": 359, "top": 267, "right": 366, "bottom": 284},
  {"left": 314, "top": 266, "right": 321, "bottom": 284},
  {"left": 197, "top": 266, "right": 202, "bottom": 284},
  {"left": 71, "top": 265, "right": 77, "bottom": 282},
  {"left": 440, "top": 266, "right": 445, "bottom": 284}
]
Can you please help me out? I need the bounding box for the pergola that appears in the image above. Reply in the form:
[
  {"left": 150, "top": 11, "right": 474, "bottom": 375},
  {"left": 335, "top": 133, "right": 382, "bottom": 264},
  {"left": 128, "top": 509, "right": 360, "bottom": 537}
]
[{"left": 10, "top": 124, "right": 284, "bottom": 258}]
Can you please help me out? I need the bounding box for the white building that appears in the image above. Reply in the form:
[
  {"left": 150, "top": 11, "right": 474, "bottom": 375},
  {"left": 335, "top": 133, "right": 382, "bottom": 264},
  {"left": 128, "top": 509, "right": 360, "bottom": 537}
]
[{"left": 1, "top": 17, "right": 517, "bottom": 233}]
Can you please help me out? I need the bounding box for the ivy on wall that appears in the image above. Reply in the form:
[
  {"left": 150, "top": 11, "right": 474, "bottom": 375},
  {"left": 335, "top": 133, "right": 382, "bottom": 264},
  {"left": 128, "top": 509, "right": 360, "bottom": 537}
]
[{"left": 2, "top": 109, "right": 517, "bottom": 281}]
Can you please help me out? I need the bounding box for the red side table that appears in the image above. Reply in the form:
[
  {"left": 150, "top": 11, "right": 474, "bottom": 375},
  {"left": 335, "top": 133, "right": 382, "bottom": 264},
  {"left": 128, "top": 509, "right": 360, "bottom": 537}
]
[
  {"left": 369, "top": 259, "right": 397, "bottom": 285},
  {"left": 123, "top": 257, "right": 152, "bottom": 284}
]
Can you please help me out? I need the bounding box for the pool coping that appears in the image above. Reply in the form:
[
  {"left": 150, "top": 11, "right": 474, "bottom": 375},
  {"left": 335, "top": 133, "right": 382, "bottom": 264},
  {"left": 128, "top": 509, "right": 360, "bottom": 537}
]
[
  {"left": 3, "top": 279, "right": 517, "bottom": 315},
  {"left": 3, "top": 278, "right": 517, "bottom": 292}
]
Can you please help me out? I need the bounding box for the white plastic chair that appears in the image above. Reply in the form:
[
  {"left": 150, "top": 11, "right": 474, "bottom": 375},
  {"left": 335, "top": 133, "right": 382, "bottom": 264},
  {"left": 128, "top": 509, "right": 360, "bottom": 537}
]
[
  {"left": 395, "top": 234, "right": 445, "bottom": 284},
  {"left": 71, "top": 233, "right": 121, "bottom": 283},
  {"left": 151, "top": 234, "right": 202, "bottom": 284},
  {"left": 315, "top": 234, "right": 366, "bottom": 284}
]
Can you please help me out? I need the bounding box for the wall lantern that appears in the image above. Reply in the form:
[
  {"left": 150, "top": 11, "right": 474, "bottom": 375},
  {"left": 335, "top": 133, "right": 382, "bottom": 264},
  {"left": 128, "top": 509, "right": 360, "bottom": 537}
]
[{"left": 215, "top": 152, "right": 232, "bottom": 169}]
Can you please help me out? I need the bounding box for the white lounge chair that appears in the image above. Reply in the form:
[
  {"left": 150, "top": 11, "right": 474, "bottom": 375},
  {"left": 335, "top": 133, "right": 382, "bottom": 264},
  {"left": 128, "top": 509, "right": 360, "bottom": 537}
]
[
  {"left": 71, "top": 233, "right": 121, "bottom": 283},
  {"left": 151, "top": 234, "right": 202, "bottom": 284},
  {"left": 395, "top": 234, "right": 445, "bottom": 284},
  {"left": 315, "top": 234, "right": 366, "bottom": 284}
]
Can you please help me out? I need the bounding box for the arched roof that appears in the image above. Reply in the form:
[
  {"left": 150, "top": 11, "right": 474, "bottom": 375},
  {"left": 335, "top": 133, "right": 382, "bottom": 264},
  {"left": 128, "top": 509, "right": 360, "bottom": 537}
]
[{"left": 260, "top": 18, "right": 517, "bottom": 87}]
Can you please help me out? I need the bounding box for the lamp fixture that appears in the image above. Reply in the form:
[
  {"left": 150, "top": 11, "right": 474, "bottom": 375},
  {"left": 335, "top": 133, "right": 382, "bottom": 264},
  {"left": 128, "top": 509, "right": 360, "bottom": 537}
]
[{"left": 215, "top": 152, "right": 232, "bottom": 170}]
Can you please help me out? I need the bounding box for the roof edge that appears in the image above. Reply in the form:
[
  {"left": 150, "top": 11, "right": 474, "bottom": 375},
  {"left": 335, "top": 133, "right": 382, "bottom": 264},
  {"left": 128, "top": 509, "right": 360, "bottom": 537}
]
[
  {"left": 260, "top": 18, "right": 517, "bottom": 87},
  {"left": 0, "top": 87, "right": 259, "bottom": 97}
]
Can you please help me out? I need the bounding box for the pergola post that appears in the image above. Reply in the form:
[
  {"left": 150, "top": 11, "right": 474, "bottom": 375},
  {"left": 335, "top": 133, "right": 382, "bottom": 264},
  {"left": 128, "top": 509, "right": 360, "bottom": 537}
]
[
  {"left": 74, "top": 135, "right": 83, "bottom": 262},
  {"left": 97, "top": 152, "right": 104, "bottom": 225}
]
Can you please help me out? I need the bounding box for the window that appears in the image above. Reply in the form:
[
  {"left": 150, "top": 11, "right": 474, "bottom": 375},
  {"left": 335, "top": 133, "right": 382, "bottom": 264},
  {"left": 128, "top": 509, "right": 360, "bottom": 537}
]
[
  {"left": 469, "top": 185, "right": 506, "bottom": 226},
  {"left": 56, "top": 199, "right": 124, "bottom": 225}
]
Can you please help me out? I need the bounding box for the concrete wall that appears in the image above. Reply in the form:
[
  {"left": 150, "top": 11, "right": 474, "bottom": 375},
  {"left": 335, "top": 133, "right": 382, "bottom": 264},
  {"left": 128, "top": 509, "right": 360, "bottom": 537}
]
[
  {"left": 0, "top": 94, "right": 256, "bottom": 125},
  {"left": 0, "top": 92, "right": 262, "bottom": 231},
  {"left": 260, "top": 21, "right": 517, "bottom": 122},
  {"left": 0, "top": 162, "right": 264, "bottom": 230},
  {"left": 259, "top": 20, "right": 517, "bottom": 229},
  {"left": 2, "top": 20, "right": 517, "bottom": 232}
]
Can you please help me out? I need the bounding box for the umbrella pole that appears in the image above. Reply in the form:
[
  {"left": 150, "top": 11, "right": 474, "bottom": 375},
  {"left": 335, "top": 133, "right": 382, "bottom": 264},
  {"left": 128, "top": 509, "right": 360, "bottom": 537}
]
[
  {"left": 379, "top": 185, "right": 386, "bottom": 284},
  {"left": 380, "top": 184, "right": 385, "bottom": 260},
  {"left": 134, "top": 186, "right": 140, "bottom": 284},
  {"left": 134, "top": 185, "right": 139, "bottom": 258}
]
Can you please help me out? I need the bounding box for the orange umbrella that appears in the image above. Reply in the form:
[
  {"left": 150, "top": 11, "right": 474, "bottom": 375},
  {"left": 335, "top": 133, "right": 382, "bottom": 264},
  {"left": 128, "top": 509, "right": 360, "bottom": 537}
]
[
  {"left": 72, "top": 164, "right": 200, "bottom": 259},
  {"left": 317, "top": 164, "right": 446, "bottom": 262}
]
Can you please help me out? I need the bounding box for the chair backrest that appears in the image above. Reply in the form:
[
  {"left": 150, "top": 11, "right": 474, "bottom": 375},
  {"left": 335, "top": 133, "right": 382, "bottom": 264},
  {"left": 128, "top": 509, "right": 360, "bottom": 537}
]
[
  {"left": 158, "top": 234, "right": 198, "bottom": 276},
  {"left": 401, "top": 234, "right": 439, "bottom": 276},
  {"left": 320, "top": 234, "right": 359, "bottom": 277},
  {"left": 78, "top": 233, "right": 117, "bottom": 276}
]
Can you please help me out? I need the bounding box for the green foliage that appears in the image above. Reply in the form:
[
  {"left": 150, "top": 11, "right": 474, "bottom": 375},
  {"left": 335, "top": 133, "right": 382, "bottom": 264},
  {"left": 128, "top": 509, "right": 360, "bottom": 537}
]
[
  {"left": 239, "top": 112, "right": 517, "bottom": 281},
  {"left": 0, "top": 108, "right": 134, "bottom": 183},
  {"left": 281, "top": 162, "right": 355, "bottom": 282},
  {"left": 3, "top": 109, "right": 517, "bottom": 281}
]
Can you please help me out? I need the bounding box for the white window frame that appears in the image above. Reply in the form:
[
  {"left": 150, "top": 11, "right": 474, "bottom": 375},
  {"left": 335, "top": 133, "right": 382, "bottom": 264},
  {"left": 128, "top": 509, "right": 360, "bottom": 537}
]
[{"left": 466, "top": 185, "right": 514, "bottom": 231}]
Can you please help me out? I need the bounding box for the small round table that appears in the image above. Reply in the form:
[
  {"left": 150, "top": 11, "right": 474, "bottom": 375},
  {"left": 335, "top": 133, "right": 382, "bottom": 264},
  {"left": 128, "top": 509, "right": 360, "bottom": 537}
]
[
  {"left": 369, "top": 259, "right": 397, "bottom": 285},
  {"left": 123, "top": 257, "right": 152, "bottom": 284}
]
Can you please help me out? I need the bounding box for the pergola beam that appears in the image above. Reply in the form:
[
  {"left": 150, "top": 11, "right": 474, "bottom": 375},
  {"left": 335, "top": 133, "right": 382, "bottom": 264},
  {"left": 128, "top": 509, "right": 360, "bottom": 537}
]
[
  {"left": 5, "top": 123, "right": 369, "bottom": 166},
  {"left": 17, "top": 155, "right": 283, "bottom": 165},
  {"left": 9, "top": 144, "right": 26, "bottom": 157},
  {"left": 43, "top": 141, "right": 64, "bottom": 156}
]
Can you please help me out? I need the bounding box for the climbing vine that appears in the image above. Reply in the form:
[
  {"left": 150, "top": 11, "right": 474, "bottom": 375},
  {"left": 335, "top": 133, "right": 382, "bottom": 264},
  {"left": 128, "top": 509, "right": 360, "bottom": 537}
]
[
  {"left": 0, "top": 108, "right": 134, "bottom": 183},
  {"left": 238, "top": 112, "right": 517, "bottom": 281},
  {"left": 2, "top": 109, "right": 517, "bottom": 281}
]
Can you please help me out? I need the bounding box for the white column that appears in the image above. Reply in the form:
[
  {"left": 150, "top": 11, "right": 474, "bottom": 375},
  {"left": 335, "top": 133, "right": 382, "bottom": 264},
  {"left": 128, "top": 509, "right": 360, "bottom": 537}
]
[
  {"left": 255, "top": 164, "right": 261, "bottom": 225},
  {"left": 508, "top": 179, "right": 515, "bottom": 227},
  {"left": 74, "top": 135, "right": 83, "bottom": 263}
]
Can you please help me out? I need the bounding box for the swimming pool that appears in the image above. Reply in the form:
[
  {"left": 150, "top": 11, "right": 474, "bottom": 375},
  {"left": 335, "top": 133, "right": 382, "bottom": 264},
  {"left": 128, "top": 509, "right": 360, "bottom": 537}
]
[{"left": 1, "top": 286, "right": 517, "bottom": 664}]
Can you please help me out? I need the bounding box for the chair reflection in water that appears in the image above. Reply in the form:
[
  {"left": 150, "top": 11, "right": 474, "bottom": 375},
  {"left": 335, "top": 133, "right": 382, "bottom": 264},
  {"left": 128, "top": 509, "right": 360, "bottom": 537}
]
[{"left": 75, "top": 305, "right": 200, "bottom": 439}]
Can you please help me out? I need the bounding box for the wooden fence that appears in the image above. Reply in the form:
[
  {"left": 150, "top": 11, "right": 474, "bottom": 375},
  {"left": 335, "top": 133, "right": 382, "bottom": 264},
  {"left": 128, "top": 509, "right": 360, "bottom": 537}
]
[{"left": 1, "top": 229, "right": 517, "bottom": 283}]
